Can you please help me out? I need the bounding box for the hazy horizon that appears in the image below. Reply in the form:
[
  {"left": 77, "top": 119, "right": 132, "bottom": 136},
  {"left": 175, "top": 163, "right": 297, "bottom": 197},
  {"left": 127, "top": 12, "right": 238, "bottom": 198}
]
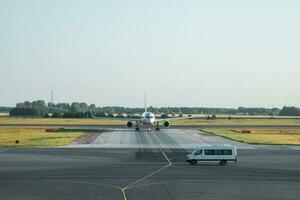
[
  {"left": 1, "top": 0, "right": 300, "bottom": 108},
  {"left": 0, "top": 100, "right": 285, "bottom": 109}
]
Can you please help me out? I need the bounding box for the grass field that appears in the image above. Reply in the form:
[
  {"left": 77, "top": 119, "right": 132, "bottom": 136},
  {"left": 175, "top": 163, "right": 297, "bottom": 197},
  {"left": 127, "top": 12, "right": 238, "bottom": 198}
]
[
  {"left": 1, "top": 117, "right": 300, "bottom": 126},
  {"left": 203, "top": 128, "right": 300, "bottom": 145},
  {"left": 0, "top": 127, "right": 83, "bottom": 147}
]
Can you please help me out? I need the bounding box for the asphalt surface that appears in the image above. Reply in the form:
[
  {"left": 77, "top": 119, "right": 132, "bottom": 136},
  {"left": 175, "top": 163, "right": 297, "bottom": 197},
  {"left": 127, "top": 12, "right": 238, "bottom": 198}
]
[
  {"left": 0, "top": 129, "right": 300, "bottom": 200},
  {"left": 69, "top": 129, "right": 254, "bottom": 149}
]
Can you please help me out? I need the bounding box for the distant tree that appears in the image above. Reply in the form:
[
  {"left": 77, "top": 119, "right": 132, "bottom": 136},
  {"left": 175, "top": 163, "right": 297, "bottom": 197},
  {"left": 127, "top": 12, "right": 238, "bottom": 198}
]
[
  {"left": 89, "top": 104, "right": 96, "bottom": 112},
  {"left": 79, "top": 102, "right": 88, "bottom": 112},
  {"left": 70, "top": 102, "right": 81, "bottom": 114},
  {"left": 161, "top": 113, "right": 168, "bottom": 119},
  {"left": 31, "top": 100, "right": 48, "bottom": 116},
  {"left": 10, "top": 100, "right": 47, "bottom": 116},
  {"left": 9, "top": 99, "right": 285, "bottom": 118},
  {"left": 10, "top": 107, "right": 35, "bottom": 116},
  {"left": 279, "top": 106, "right": 300, "bottom": 116},
  {"left": 0, "top": 107, "right": 12, "bottom": 112}
]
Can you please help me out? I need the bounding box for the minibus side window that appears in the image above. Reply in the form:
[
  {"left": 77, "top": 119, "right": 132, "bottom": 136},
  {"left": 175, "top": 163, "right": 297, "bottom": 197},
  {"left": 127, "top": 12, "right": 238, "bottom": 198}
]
[
  {"left": 204, "top": 150, "right": 215, "bottom": 155},
  {"left": 215, "top": 150, "right": 222, "bottom": 155},
  {"left": 204, "top": 149, "right": 233, "bottom": 155},
  {"left": 224, "top": 150, "right": 232, "bottom": 155}
]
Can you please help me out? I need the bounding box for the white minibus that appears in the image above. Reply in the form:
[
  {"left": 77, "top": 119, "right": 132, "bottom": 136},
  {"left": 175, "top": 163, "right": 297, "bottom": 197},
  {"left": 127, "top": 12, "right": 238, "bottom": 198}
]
[{"left": 185, "top": 144, "right": 237, "bottom": 165}]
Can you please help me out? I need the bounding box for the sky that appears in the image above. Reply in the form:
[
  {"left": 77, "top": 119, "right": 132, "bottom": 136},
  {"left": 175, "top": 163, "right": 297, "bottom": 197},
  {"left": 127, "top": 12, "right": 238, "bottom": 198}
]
[{"left": 1, "top": 0, "right": 300, "bottom": 108}]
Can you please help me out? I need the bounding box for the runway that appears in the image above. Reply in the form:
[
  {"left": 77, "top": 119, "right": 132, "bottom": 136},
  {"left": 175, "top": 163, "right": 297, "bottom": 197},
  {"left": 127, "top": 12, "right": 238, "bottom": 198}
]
[
  {"left": 0, "top": 129, "right": 300, "bottom": 200},
  {"left": 68, "top": 129, "right": 254, "bottom": 149}
]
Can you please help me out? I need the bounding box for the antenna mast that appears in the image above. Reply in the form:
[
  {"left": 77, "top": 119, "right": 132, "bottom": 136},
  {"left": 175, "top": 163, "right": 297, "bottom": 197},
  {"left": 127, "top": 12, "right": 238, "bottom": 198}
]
[
  {"left": 144, "top": 94, "right": 147, "bottom": 112},
  {"left": 51, "top": 89, "right": 54, "bottom": 103}
]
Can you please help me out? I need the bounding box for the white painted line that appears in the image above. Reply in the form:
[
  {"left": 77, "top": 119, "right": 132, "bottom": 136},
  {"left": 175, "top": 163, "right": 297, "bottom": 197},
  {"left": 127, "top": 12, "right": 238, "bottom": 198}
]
[
  {"left": 121, "top": 148, "right": 173, "bottom": 200},
  {"left": 121, "top": 188, "right": 127, "bottom": 200},
  {"left": 160, "top": 149, "right": 172, "bottom": 166},
  {"left": 126, "top": 164, "right": 170, "bottom": 189}
]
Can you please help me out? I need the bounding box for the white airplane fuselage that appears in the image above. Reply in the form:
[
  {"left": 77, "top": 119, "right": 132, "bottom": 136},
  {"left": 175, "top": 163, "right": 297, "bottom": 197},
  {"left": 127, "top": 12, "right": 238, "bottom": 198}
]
[{"left": 141, "top": 112, "right": 156, "bottom": 125}]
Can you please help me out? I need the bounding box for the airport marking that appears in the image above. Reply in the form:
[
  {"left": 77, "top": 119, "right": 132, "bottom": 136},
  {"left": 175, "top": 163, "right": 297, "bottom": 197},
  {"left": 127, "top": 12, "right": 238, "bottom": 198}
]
[
  {"left": 126, "top": 163, "right": 171, "bottom": 189},
  {"left": 121, "top": 148, "right": 173, "bottom": 200},
  {"left": 160, "top": 149, "right": 172, "bottom": 166}
]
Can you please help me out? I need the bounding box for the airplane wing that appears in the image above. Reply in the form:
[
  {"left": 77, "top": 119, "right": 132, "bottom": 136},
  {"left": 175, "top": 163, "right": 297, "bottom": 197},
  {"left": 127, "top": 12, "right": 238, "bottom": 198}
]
[
  {"left": 90, "top": 112, "right": 142, "bottom": 122},
  {"left": 155, "top": 116, "right": 198, "bottom": 122}
]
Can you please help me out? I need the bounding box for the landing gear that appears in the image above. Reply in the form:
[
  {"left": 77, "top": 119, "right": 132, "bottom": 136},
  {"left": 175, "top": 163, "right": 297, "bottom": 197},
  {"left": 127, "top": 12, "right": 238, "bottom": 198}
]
[
  {"left": 135, "top": 122, "right": 141, "bottom": 132},
  {"left": 155, "top": 122, "right": 160, "bottom": 131}
]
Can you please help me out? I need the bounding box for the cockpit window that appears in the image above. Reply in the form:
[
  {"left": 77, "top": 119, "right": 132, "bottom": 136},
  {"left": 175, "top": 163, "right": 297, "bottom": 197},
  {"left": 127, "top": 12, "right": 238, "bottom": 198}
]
[{"left": 144, "top": 112, "right": 155, "bottom": 119}]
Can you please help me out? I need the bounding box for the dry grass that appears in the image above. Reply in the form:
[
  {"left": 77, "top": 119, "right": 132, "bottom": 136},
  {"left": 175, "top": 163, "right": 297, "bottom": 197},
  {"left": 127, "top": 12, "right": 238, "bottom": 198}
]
[
  {"left": 203, "top": 128, "right": 300, "bottom": 145},
  {"left": 0, "top": 127, "right": 83, "bottom": 147}
]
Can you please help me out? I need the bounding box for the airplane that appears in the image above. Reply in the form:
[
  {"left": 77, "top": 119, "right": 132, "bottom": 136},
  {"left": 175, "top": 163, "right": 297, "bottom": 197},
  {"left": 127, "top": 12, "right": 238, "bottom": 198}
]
[{"left": 91, "top": 95, "right": 194, "bottom": 132}]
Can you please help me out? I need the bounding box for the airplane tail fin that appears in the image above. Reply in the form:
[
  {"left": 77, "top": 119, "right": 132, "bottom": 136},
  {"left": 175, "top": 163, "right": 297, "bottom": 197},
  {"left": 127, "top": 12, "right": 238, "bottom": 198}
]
[{"left": 144, "top": 94, "right": 147, "bottom": 112}]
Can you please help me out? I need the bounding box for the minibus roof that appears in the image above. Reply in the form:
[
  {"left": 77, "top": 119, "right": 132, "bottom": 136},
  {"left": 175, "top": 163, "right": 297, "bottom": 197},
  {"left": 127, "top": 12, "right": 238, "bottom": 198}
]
[{"left": 195, "top": 144, "right": 236, "bottom": 149}]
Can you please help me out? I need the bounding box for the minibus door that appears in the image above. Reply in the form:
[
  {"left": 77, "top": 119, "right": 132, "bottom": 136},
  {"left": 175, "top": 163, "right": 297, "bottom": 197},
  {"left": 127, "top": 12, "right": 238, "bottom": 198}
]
[{"left": 193, "top": 149, "right": 203, "bottom": 160}]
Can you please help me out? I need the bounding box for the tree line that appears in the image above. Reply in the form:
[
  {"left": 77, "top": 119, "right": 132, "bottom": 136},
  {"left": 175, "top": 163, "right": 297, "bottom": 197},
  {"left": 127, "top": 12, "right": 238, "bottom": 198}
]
[
  {"left": 7, "top": 100, "right": 298, "bottom": 117},
  {"left": 279, "top": 106, "right": 300, "bottom": 116},
  {"left": 0, "top": 107, "right": 11, "bottom": 112}
]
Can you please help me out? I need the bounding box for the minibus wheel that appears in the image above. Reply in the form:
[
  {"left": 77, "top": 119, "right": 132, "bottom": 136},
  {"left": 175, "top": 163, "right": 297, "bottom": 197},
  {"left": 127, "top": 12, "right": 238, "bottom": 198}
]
[
  {"left": 219, "top": 160, "right": 227, "bottom": 165},
  {"left": 190, "top": 160, "right": 197, "bottom": 165}
]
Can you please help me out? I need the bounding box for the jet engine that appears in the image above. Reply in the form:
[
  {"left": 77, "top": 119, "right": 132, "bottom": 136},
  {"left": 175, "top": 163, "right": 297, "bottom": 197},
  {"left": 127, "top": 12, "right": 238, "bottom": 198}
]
[
  {"left": 163, "top": 121, "right": 170, "bottom": 128},
  {"left": 127, "top": 121, "right": 133, "bottom": 128}
]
